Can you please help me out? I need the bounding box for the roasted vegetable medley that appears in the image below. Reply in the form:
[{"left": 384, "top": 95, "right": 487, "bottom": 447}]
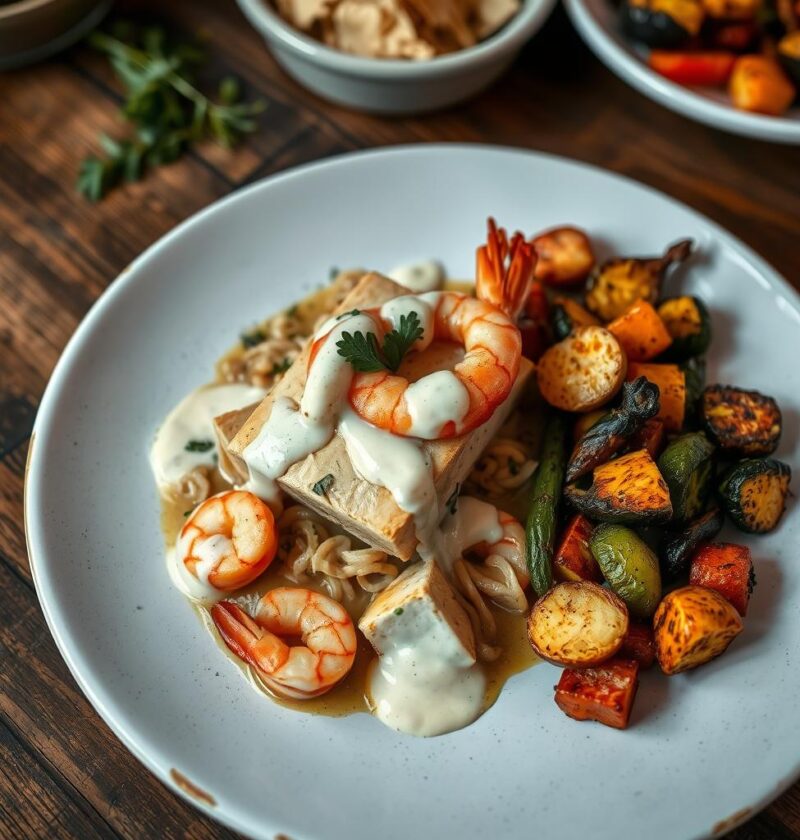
[
  {"left": 521, "top": 225, "right": 792, "bottom": 729},
  {"left": 617, "top": 0, "right": 800, "bottom": 117}
]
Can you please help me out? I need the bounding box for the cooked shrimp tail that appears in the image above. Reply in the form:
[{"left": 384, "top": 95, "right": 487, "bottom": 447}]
[{"left": 476, "top": 217, "right": 536, "bottom": 321}]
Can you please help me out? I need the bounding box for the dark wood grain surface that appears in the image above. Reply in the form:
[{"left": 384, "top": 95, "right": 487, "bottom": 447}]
[{"left": 1, "top": 0, "right": 799, "bottom": 837}]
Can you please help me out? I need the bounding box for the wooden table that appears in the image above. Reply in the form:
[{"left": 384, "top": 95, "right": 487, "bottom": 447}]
[{"left": 1, "top": 0, "right": 799, "bottom": 837}]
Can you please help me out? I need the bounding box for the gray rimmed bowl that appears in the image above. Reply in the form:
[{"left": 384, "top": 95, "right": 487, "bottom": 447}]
[{"left": 235, "top": 0, "right": 556, "bottom": 114}]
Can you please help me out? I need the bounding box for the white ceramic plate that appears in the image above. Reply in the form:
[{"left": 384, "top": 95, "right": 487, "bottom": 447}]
[
  {"left": 564, "top": 0, "right": 800, "bottom": 144},
  {"left": 27, "top": 145, "right": 800, "bottom": 840}
]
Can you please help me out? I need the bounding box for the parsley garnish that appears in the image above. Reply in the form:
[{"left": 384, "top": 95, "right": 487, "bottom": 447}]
[
  {"left": 445, "top": 484, "right": 460, "bottom": 516},
  {"left": 77, "top": 23, "right": 264, "bottom": 201},
  {"left": 336, "top": 310, "right": 423, "bottom": 373},
  {"left": 394, "top": 607, "right": 404, "bottom": 616},
  {"left": 240, "top": 328, "right": 265, "bottom": 349},
  {"left": 311, "top": 474, "right": 335, "bottom": 496},
  {"left": 336, "top": 309, "right": 361, "bottom": 320},
  {"left": 271, "top": 358, "right": 293, "bottom": 376},
  {"left": 185, "top": 439, "right": 214, "bottom": 452}
]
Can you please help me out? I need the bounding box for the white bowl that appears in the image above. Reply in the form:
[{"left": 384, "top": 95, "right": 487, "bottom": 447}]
[
  {"left": 236, "top": 0, "right": 556, "bottom": 113},
  {"left": 564, "top": 0, "right": 800, "bottom": 144}
]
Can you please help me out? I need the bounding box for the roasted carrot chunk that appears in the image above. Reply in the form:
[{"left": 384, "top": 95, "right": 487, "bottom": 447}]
[
  {"left": 553, "top": 514, "right": 602, "bottom": 583},
  {"left": 607, "top": 300, "right": 673, "bottom": 361},
  {"left": 627, "top": 362, "right": 686, "bottom": 432},
  {"left": 689, "top": 542, "right": 755, "bottom": 616},
  {"left": 620, "top": 623, "right": 656, "bottom": 669},
  {"left": 554, "top": 658, "right": 640, "bottom": 729},
  {"left": 628, "top": 417, "right": 665, "bottom": 459}
]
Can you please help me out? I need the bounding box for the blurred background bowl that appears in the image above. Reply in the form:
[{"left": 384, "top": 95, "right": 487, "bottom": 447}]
[
  {"left": 0, "top": 0, "right": 111, "bottom": 70},
  {"left": 235, "top": 0, "right": 556, "bottom": 114}
]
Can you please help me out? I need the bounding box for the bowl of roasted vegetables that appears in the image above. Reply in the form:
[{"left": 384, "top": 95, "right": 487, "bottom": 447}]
[
  {"left": 565, "top": 0, "right": 800, "bottom": 141},
  {"left": 520, "top": 227, "right": 792, "bottom": 729}
]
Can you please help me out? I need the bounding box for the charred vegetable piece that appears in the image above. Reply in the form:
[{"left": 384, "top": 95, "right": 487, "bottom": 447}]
[
  {"left": 554, "top": 658, "right": 640, "bottom": 729},
  {"left": 628, "top": 418, "right": 665, "bottom": 459},
  {"left": 537, "top": 326, "right": 627, "bottom": 413},
  {"left": 702, "top": 0, "right": 761, "bottom": 18},
  {"left": 565, "top": 449, "right": 673, "bottom": 525},
  {"left": 585, "top": 240, "right": 693, "bottom": 322},
  {"left": 551, "top": 297, "right": 600, "bottom": 341},
  {"left": 566, "top": 377, "right": 661, "bottom": 482},
  {"left": 573, "top": 409, "right": 609, "bottom": 442},
  {"left": 627, "top": 362, "right": 686, "bottom": 432},
  {"left": 532, "top": 227, "right": 595, "bottom": 286},
  {"left": 606, "top": 300, "right": 673, "bottom": 361},
  {"left": 657, "top": 432, "right": 716, "bottom": 521},
  {"left": 649, "top": 50, "right": 736, "bottom": 85},
  {"left": 778, "top": 31, "right": 800, "bottom": 86},
  {"left": 590, "top": 523, "right": 663, "bottom": 618},
  {"left": 660, "top": 506, "right": 725, "bottom": 581},
  {"left": 689, "top": 542, "right": 755, "bottom": 616},
  {"left": 681, "top": 356, "right": 706, "bottom": 425},
  {"left": 621, "top": 0, "right": 705, "bottom": 46},
  {"left": 553, "top": 514, "right": 602, "bottom": 583},
  {"left": 527, "top": 581, "right": 629, "bottom": 667},
  {"left": 707, "top": 19, "right": 757, "bottom": 50},
  {"left": 526, "top": 414, "right": 568, "bottom": 597},
  {"left": 519, "top": 318, "right": 550, "bottom": 362},
  {"left": 620, "top": 623, "right": 656, "bottom": 668},
  {"left": 657, "top": 296, "right": 712, "bottom": 360},
  {"left": 701, "top": 385, "right": 782, "bottom": 456},
  {"left": 730, "top": 56, "right": 796, "bottom": 116},
  {"left": 654, "top": 585, "right": 743, "bottom": 675},
  {"left": 719, "top": 458, "right": 791, "bottom": 533}
]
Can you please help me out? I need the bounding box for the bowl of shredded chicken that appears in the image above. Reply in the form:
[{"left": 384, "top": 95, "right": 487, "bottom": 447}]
[{"left": 237, "top": 0, "right": 557, "bottom": 112}]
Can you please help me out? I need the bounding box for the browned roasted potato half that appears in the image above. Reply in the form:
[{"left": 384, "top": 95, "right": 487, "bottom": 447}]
[
  {"left": 527, "top": 581, "right": 630, "bottom": 667},
  {"left": 537, "top": 326, "right": 627, "bottom": 413},
  {"left": 653, "top": 585, "right": 743, "bottom": 675},
  {"left": 585, "top": 239, "right": 693, "bottom": 322},
  {"left": 532, "top": 227, "right": 596, "bottom": 287},
  {"left": 701, "top": 384, "right": 782, "bottom": 456}
]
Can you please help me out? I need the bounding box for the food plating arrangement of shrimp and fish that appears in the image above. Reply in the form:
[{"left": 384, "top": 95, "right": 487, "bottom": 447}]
[{"left": 150, "top": 220, "right": 792, "bottom": 736}]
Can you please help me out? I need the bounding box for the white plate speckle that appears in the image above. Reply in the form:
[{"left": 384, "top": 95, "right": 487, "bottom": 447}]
[{"left": 27, "top": 145, "right": 800, "bottom": 840}]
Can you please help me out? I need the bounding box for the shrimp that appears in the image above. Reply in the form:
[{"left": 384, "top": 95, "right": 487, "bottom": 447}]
[
  {"left": 177, "top": 490, "right": 277, "bottom": 593},
  {"left": 476, "top": 217, "right": 537, "bottom": 321},
  {"left": 211, "top": 588, "right": 357, "bottom": 699}
]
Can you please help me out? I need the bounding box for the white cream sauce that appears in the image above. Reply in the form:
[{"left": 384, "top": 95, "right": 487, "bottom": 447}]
[
  {"left": 437, "top": 495, "right": 504, "bottom": 574},
  {"left": 388, "top": 259, "right": 445, "bottom": 293},
  {"left": 150, "top": 383, "right": 266, "bottom": 488}
]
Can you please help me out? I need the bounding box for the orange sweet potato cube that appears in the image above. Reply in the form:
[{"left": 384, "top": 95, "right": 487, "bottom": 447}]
[
  {"left": 689, "top": 542, "right": 754, "bottom": 616},
  {"left": 553, "top": 514, "right": 602, "bottom": 583},
  {"left": 627, "top": 362, "right": 686, "bottom": 432},
  {"left": 555, "top": 658, "right": 640, "bottom": 729},
  {"left": 607, "top": 300, "right": 673, "bottom": 361}
]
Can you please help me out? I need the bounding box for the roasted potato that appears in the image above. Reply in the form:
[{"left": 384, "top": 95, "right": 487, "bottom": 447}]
[
  {"left": 555, "top": 658, "right": 640, "bottom": 729},
  {"left": 657, "top": 432, "right": 716, "bottom": 521},
  {"left": 719, "top": 458, "right": 791, "bottom": 534},
  {"left": 537, "top": 326, "right": 627, "bottom": 413},
  {"left": 627, "top": 362, "right": 686, "bottom": 432},
  {"left": 654, "top": 585, "right": 743, "bottom": 675},
  {"left": 532, "top": 227, "right": 596, "bottom": 286},
  {"left": 564, "top": 449, "right": 673, "bottom": 525},
  {"left": 607, "top": 300, "right": 673, "bottom": 362},
  {"left": 690, "top": 542, "right": 755, "bottom": 616},
  {"left": 527, "top": 581, "right": 629, "bottom": 667},
  {"left": 585, "top": 239, "right": 693, "bottom": 322},
  {"left": 701, "top": 384, "right": 781, "bottom": 456},
  {"left": 730, "top": 56, "right": 796, "bottom": 117},
  {"left": 590, "top": 523, "right": 663, "bottom": 619}
]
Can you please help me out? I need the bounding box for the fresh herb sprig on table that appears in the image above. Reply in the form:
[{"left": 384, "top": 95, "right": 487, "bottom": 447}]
[
  {"left": 77, "top": 23, "right": 264, "bottom": 201},
  {"left": 336, "top": 311, "right": 424, "bottom": 373}
]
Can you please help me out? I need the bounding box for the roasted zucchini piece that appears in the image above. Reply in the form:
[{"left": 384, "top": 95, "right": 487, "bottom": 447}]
[
  {"left": 590, "top": 523, "right": 663, "bottom": 619},
  {"left": 701, "top": 384, "right": 782, "bottom": 455},
  {"left": 621, "top": 0, "right": 705, "bottom": 46},
  {"left": 660, "top": 506, "right": 724, "bottom": 581},
  {"left": 532, "top": 227, "right": 596, "bottom": 287},
  {"left": 656, "top": 296, "right": 712, "bottom": 361},
  {"left": 654, "top": 585, "right": 743, "bottom": 675},
  {"left": 719, "top": 458, "right": 791, "bottom": 533},
  {"left": 554, "top": 658, "right": 640, "bottom": 729},
  {"left": 778, "top": 31, "right": 800, "bottom": 86},
  {"left": 585, "top": 239, "right": 693, "bottom": 322},
  {"left": 681, "top": 356, "right": 706, "bottom": 426},
  {"left": 689, "top": 542, "right": 755, "bottom": 616},
  {"left": 527, "top": 581, "right": 629, "bottom": 667},
  {"left": 526, "top": 414, "right": 568, "bottom": 597},
  {"left": 566, "top": 377, "right": 661, "bottom": 482},
  {"left": 551, "top": 297, "right": 600, "bottom": 341},
  {"left": 607, "top": 300, "right": 673, "bottom": 362},
  {"left": 564, "top": 449, "right": 673, "bottom": 524},
  {"left": 627, "top": 362, "right": 686, "bottom": 432},
  {"left": 657, "top": 432, "right": 715, "bottom": 521}
]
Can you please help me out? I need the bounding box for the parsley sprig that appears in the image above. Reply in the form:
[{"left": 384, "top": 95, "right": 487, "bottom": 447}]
[
  {"left": 336, "top": 311, "right": 424, "bottom": 373},
  {"left": 77, "top": 23, "right": 264, "bottom": 201}
]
